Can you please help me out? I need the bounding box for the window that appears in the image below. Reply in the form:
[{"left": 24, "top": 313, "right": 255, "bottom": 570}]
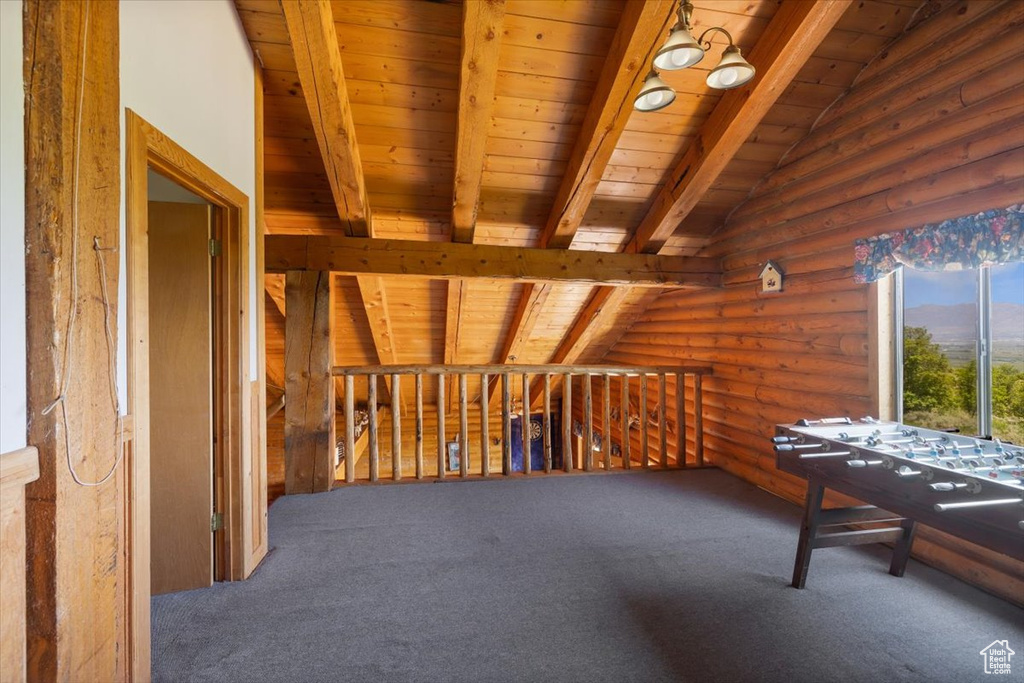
[{"left": 896, "top": 262, "right": 1024, "bottom": 443}]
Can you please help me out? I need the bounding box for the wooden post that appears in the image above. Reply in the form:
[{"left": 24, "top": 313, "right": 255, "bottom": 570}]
[
  {"left": 284, "top": 271, "right": 335, "bottom": 494},
  {"left": 620, "top": 375, "right": 631, "bottom": 469},
  {"left": 437, "top": 374, "right": 446, "bottom": 478},
  {"left": 391, "top": 374, "right": 402, "bottom": 480},
  {"left": 344, "top": 375, "right": 355, "bottom": 483},
  {"left": 675, "top": 372, "right": 686, "bottom": 468},
  {"left": 640, "top": 373, "right": 649, "bottom": 468},
  {"left": 694, "top": 373, "right": 704, "bottom": 467},
  {"left": 602, "top": 374, "right": 611, "bottom": 470},
  {"left": 23, "top": 4, "right": 123, "bottom": 678},
  {"left": 415, "top": 374, "right": 424, "bottom": 479},
  {"left": 367, "top": 375, "right": 379, "bottom": 482},
  {"left": 521, "top": 373, "right": 531, "bottom": 475},
  {"left": 658, "top": 373, "right": 668, "bottom": 468},
  {"left": 562, "top": 373, "right": 573, "bottom": 473},
  {"left": 480, "top": 374, "right": 490, "bottom": 477},
  {"left": 459, "top": 373, "right": 469, "bottom": 478},
  {"left": 543, "top": 374, "right": 552, "bottom": 473},
  {"left": 502, "top": 373, "right": 512, "bottom": 475},
  {"left": 583, "top": 374, "right": 593, "bottom": 471}
]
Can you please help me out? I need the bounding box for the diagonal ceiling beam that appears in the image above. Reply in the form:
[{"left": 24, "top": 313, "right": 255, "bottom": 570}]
[
  {"left": 281, "top": 0, "right": 371, "bottom": 237},
  {"left": 549, "top": 0, "right": 852, "bottom": 369},
  {"left": 451, "top": 0, "right": 506, "bottom": 244},
  {"left": 629, "top": 0, "right": 853, "bottom": 254},
  {"left": 492, "top": 0, "right": 675, "bottom": 382},
  {"left": 281, "top": 0, "right": 401, "bottom": 411},
  {"left": 447, "top": 0, "right": 507, "bottom": 413}
]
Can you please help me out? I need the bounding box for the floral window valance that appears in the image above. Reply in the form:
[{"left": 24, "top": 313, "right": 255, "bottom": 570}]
[{"left": 853, "top": 205, "right": 1023, "bottom": 283}]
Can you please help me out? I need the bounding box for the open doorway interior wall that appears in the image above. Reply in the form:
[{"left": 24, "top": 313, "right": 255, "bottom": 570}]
[{"left": 147, "top": 170, "right": 218, "bottom": 595}]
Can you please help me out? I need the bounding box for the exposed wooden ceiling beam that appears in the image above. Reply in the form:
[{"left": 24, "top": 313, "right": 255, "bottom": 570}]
[
  {"left": 452, "top": 0, "right": 506, "bottom": 244},
  {"left": 281, "top": 0, "right": 402, "bottom": 410},
  {"left": 265, "top": 234, "right": 722, "bottom": 287},
  {"left": 629, "top": 0, "right": 853, "bottom": 254},
  {"left": 281, "top": 0, "right": 371, "bottom": 237},
  {"left": 447, "top": 0, "right": 507, "bottom": 412},
  {"left": 492, "top": 0, "right": 676, "bottom": 370},
  {"left": 541, "top": 0, "right": 675, "bottom": 251},
  {"left": 549, "top": 0, "right": 852, "bottom": 368}
]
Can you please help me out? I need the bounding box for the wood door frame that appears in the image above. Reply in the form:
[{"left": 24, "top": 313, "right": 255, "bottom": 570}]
[{"left": 125, "top": 110, "right": 249, "bottom": 680}]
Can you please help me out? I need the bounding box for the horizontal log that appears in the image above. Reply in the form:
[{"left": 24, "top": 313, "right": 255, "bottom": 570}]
[
  {"left": 333, "top": 363, "right": 711, "bottom": 377},
  {"left": 735, "top": 89, "right": 1024, "bottom": 223},
  {"left": 720, "top": 181, "right": 1024, "bottom": 274},
  {"left": 265, "top": 234, "right": 721, "bottom": 287}
]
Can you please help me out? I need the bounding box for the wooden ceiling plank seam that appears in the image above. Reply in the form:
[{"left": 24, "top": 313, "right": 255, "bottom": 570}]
[{"left": 544, "top": 0, "right": 852, "bottom": 371}]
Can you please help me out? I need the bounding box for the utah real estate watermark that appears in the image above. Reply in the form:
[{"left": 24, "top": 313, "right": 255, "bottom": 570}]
[{"left": 979, "top": 640, "right": 1015, "bottom": 675}]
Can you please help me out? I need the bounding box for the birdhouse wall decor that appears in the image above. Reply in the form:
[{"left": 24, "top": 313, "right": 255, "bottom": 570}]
[{"left": 759, "top": 260, "right": 783, "bottom": 293}]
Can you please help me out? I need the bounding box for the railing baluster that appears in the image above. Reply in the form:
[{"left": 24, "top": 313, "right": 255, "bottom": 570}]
[
  {"left": 543, "top": 374, "right": 552, "bottom": 473},
  {"left": 675, "top": 372, "right": 686, "bottom": 468},
  {"left": 694, "top": 373, "right": 704, "bottom": 467},
  {"left": 620, "top": 374, "right": 630, "bottom": 470},
  {"left": 391, "top": 373, "right": 402, "bottom": 480},
  {"left": 368, "top": 374, "right": 379, "bottom": 482},
  {"left": 658, "top": 373, "right": 668, "bottom": 469},
  {"left": 521, "top": 373, "right": 531, "bottom": 475},
  {"left": 415, "top": 373, "right": 424, "bottom": 479},
  {"left": 459, "top": 373, "right": 469, "bottom": 478},
  {"left": 562, "top": 373, "right": 572, "bottom": 473},
  {"left": 583, "top": 374, "right": 593, "bottom": 472},
  {"left": 344, "top": 375, "right": 355, "bottom": 483},
  {"left": 602, "top": 374, "right": 611, "bottom": 470},
  {"left": 437, "top": 373, "right": 445, "bottom": 479},
  {"left": 640, "top": 373, "right": 649, "bottom": 469},
  {"left": 480, "top": 374, "right": 489, "bottom": 477},
  {"left": 502, "top": 372, "right": 512, "bottom": 476}
]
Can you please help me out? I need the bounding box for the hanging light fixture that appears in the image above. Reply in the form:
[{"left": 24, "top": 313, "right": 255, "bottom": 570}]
[
  {"left": 636, "top": 1, "right": 756, "bottom": 111},
  {"left": 700, "top": 29, "right": 755, "bottom": 90},
  {"left": 634, "top": 70, "right": 676, "bottom": 112},
  {"left": 653, "top": 1, "right": 704, "bottom": 70}
]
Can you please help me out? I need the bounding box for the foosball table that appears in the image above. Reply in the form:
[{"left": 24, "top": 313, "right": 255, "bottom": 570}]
[{"left": 772, "top": 417, "right": 1024, "bottom": 588}]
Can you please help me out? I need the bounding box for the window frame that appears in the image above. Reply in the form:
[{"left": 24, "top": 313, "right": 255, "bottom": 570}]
[{"left": 892, "top": 265, "right": 996, "bottom": 437}]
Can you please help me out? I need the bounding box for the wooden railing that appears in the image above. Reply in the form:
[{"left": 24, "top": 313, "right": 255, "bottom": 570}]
[{"left": 331, "top": 364, "right": 710, "bottom": 484}]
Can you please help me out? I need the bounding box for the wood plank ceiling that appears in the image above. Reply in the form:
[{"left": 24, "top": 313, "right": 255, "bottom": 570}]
[{"left": 238, "top": 0, "right": 926, "bottom": 408}]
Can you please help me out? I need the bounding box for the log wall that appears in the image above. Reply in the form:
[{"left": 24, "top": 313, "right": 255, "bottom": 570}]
[{"left": 605, "top": 0, "right": 1024, "bottom": 604}]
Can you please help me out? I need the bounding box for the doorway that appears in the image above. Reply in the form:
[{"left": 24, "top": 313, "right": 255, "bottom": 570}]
[
  {"left": 125, "top": 110, "right": 250, "bottom": 679},
  {"left": 147, "top": 172, "right": 219, "bottom": 595}
]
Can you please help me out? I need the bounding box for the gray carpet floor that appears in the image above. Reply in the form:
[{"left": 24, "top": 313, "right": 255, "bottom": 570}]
[{"left": 153, "top": 469, "right": 1024, "bottom": 683}]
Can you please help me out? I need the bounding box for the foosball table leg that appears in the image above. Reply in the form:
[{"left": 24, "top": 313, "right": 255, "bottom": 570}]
[
  {"left": 792, "top": 481, "right": 826, "bottom": 589},
  {"left": 888, "top": 517, "right": 918, "bottom": 577}
]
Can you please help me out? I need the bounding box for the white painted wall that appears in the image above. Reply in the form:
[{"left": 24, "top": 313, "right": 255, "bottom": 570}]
[
  {"left": 0, "top": 0, "right": 256, "bottom": 447},
  {"left": 120, "top": 0, "right": 258, "bottom": 398},
  {"left": 0, "top": 0, "right": 26, "bottom": 452}
]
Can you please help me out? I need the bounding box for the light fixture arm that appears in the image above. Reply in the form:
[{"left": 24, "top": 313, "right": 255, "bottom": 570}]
[{"left": 697, "top": 26, "right": 736, "bottom": 50}]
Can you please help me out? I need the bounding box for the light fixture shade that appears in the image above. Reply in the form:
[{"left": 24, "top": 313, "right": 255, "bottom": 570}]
[
  {"left": 653, "top": 24, "right": 705, "bottom": 70},
  {"left": 705, "top": 45, "right": 755, "bottom": 89},
  {"left": 634, "top": 71, "right": 676, "bottom": 112}
]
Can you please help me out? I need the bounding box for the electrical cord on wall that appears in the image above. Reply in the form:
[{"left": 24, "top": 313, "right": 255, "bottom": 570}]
[{"left": 40, "top": 0, "right": 125, "bottom": 487}]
